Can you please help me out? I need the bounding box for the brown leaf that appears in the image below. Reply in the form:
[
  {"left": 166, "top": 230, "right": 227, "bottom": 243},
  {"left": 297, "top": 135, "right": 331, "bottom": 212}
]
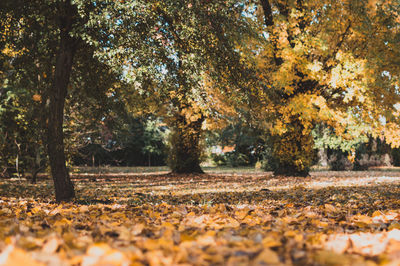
[
  {"left": 253, "top": 248, "right": 281, "bottom": 265},
  {"left": 0, "top": 245, "right": 43, "bottom": 266}
]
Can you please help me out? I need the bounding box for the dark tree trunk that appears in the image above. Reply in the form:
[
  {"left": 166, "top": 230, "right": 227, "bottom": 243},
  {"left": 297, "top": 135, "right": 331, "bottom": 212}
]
[
  {"left": 271, "top": 119, "right": 315, "bottom": 177},
  {"left": 169, "top": 114, "right": 204, "bottom": 174},
  {"left": 47, "top": 1, "right": 77, "bottom": 202},
  {"left": 31, "top": 165, "right": 45, "bottom": 184}
]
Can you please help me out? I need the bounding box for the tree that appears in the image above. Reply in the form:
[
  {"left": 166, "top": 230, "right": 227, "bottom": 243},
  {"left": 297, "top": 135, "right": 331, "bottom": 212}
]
[
  {"left": 71, "top": 115, "right": 168, "bottom": 167},
  {"left": 0, "top": 8, "right": 48, "bottom": 181},
  {"left": 1, "top": 0, "right": 125, "bottom": 201},
  {"left": 90, "top": 0, "right": 255, "bottom": 173},
  {"left": 249, "top": 0, "right": 400, "bottom": 176},
  {"left": 1, "top": 0, "right": 81, "bottom": 200},
  {"left": 45, "top": 0, "right": 79, "bottom": 201},
  {"left": 0, "top": 81, "right": 47, "bottom": 182}
]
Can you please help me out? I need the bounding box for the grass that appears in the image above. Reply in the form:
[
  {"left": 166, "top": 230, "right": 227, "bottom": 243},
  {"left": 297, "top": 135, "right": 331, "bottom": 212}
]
[
  {"left": 72, "top": 165, "right": 262, "bottom": 174},
  {"left": 72, "top": 165, "right": 170, "bottom": 174}
]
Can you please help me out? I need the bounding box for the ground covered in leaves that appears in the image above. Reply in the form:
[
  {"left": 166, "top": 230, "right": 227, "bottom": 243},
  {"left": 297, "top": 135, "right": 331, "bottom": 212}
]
[{"left": 2, "top": 171, "right": 400, "bottom": 265}]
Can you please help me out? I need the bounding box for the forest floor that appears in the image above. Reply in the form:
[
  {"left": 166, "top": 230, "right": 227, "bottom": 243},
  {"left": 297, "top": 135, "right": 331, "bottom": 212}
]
[{"left": 1, "top": 170, "right": 400, "bottom": 265}]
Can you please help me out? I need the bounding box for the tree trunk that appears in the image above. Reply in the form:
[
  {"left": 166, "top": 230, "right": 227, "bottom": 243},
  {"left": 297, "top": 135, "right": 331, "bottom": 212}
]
[
  {"left": 271, "top": 119, "right": 315, "bottom": 177},
  {"left": 169, "top": 114, "right": 204, "bottom": 174},
  {"left": 47, "top": 1, "right": 77, "bottom": 202},
  {"left": 31, "top": 165, "right": 45, "bottom": 184},
  {"left": 318, "top": 148, "right": 328, "bottom": 167}
]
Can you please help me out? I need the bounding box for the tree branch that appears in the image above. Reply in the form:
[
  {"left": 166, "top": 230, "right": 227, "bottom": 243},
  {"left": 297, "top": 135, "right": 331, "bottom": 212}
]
[
  {"left": 259, "top": 0, "right": 273, "bottom": 26},
  {"left": 322, "top": 21, "right": 352, "bottom": 70}
]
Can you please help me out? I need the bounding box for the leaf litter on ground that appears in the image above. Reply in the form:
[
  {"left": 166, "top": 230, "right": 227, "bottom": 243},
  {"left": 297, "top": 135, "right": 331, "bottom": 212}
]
[{"left": 1, "top": 171, "right": 400, "bottom": 265}]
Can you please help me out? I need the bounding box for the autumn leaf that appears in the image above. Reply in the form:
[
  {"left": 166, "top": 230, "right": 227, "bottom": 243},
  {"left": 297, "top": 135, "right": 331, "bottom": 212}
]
[{"left": 1, "top": 172, "right": 400, "bottom": 265}]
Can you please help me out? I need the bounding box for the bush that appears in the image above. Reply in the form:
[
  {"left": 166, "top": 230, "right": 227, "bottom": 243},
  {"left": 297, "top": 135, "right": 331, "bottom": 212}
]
[
  {"left": 211, "top": 152, "right": 250, "bottom": 167},
  {"left": 225, "top": 152, "right": 250, "bottom": 167},
  {"left": 211, "top": 154, "right": 227, "bottom": 166},
  {"left": 328, "top": 151, "right": 353, "bottom": 171}
]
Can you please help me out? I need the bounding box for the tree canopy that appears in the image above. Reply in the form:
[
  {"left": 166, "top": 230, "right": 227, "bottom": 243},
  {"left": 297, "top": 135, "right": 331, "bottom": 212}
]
[{"left": 241, "top": 0, "right": 400, "bottom": 175}]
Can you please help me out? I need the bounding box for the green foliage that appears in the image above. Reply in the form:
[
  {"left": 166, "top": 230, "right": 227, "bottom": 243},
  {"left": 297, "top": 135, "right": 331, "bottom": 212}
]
[
  {"left": 0, "top": 80, "right": 47, "bottom": 179},
  {"left": 211, "top": 152, "right": 250, "bottom": 167},
  {"left": 207, "top": 121, "right": 266, "bottom": 167},
  {"left": 312, "top": 124, "right": 369, "bottom": 153},
  {"left": 226, "top": 152, "right": 251, "bottom": 167},
  {"left": 111, "top": 116, "right": 168, "bottom": 167},
  {"left": 72, "top": 116, "right": 168, "bottom": 167},
  {"left": 210, "top": 153, "right": 227, "bottom": 166}
]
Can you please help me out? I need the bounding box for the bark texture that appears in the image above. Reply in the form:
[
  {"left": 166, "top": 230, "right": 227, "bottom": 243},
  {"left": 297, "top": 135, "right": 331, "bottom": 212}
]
[
  {"left": 47, "top": 0, "right": 77, "bottom": 202},
  {"left": 169, "top": 114, "right": 204, "bottom": 174}
]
